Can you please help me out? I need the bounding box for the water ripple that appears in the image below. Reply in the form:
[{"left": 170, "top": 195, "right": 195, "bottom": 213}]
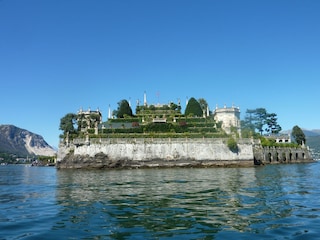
[{"left": 1, "top": 163, "right": 320, "bottom": 239}]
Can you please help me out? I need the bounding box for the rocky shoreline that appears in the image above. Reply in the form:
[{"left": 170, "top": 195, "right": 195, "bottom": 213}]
[{"left": 57, "top": 152, "right": 256, "bottom": 169}]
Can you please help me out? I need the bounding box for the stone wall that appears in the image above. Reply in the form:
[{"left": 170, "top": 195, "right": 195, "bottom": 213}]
[
  {"left": 253, "top": 146, "right": 313, "bottom": 165},
  {"left": 57, "top": 138, "right": 257, "bottom": 169},
  {"left": 57, "top": 138, "right": 314, "bottom": 169}
]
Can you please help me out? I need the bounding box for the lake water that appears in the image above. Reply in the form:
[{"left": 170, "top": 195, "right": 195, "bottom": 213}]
[{"left": 1, "top": 163, "right": 320, "bottom": 239}]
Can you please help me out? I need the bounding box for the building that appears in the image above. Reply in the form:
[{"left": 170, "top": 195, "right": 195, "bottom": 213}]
[
  {"left": 275, "top": 134, "right": 291, "bottom": 143},
  {"left": 213, "top": 104, "right": 241, "bottom": 134},
  {"left": 77, "top": 108, "right": 102, "bottom": 134}
]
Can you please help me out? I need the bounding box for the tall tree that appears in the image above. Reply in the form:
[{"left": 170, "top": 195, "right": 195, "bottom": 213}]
[
  {"left": 265, "top": 113, "right": 282, "bottom": 134},
  {"left": 59, "top": 113, "right": 77, "bottom": 135},
  {"left": 198, "top": 98, "right": 208, "bottom": 111},
  {"left": 185, "top": 97, "right": 203, "bottom": 117},
  {"left": 254, "top": 108, "right": 267, "bottom": 135},
  {"left": 242, "top": 108, "right": 281, "bottom": 135},
  {"left": 241, "top": 109, "right": 256, "bottom": 132},
  {"left": 115, "top": 99, "right": 133, "bottom": 118},
  {"left": 292, "top": 125, "right": 306, "bottom": 145},
  {"left": 169, "top": 102, "right": 180, "bottom": 112}
]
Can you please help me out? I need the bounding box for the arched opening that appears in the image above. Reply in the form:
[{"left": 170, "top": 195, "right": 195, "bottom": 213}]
[
  {"left": 276, "top": 152, "right": 279, "bottom": 161},
  {"left": 268, "top": 152, "right": 272, "bottom": 162},
  {"left": 282, "top": 152, "right": 286, "bottom": 162},
  {"left": 254, "top": 157, "right": 262, "bottom": 165},
  {"left": 289, "top": 152, "right": 292, "bottom": 161}
]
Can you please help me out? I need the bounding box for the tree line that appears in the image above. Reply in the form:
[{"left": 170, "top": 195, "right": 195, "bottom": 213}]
[
  {"left": 241, "top": 108, "right": 306, "bottom": 145},
  {"left": 241, "top": 108, "right": 282, "bottom": 136}
]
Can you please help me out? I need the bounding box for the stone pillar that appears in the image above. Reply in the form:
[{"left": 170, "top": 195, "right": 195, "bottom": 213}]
[
  {"left": 85, "top": 134, "right": 90, "bottom": 146},
  {"left": 95, "top": 121, "right": 98, "bottom": 135}
]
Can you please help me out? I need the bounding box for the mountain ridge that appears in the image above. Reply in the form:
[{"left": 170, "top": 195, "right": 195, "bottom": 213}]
[
  {"left": 302, "top": 129, "right": 320, "bottom": 137},
  {"left": 282, "top": 129, "right": 320, "bottom": 137},
  {"left": 0, "top": 124, "right": 56, "bottom": 156}
]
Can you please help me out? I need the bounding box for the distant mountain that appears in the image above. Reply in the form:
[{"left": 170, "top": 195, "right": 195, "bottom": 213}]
[
  {"left": 282, "top": 129, "right": 320, "bottom": 137},
  {"left": 0, "top": 125, "right": 56, "bottom": 156},
  {"left": 302, "top": 129, "right": 320, "bottom": 137}
]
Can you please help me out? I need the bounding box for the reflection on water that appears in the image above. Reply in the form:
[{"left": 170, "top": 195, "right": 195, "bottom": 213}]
[
  {"left": 52, "top": 164, "right": 320, "bottom": 239},
  {"left": 1, "top": 163, "right": 320, "bottom": 239}
]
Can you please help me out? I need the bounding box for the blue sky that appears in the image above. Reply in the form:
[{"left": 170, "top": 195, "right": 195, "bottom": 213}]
[{"left": 1, "top": 0, "right": 319, "bottom": 147}]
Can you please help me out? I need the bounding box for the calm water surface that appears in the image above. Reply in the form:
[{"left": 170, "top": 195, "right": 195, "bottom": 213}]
[{"left": 1, "top": 162, "right": 320, "bottom": 239}]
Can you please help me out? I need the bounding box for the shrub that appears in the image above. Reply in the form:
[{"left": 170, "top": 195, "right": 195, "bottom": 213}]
[{"left": 227, "top": 137, "right": 238, "bottom": 153}]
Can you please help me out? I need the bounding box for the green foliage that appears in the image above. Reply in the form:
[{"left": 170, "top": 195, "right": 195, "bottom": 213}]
[
  {"left": 90, "top": 131, "right": 228, "bottom": 139},
  {"left": 38, "top": 155, "right": 55, "bottom": 164},
  {"left": 136, "top": 102, "right": 181, "bottom": 116},
  {"left": 149, "top": 105, "right": 156, "bottom": 111},
  {"left": 242, "top": 108, "right": 282, "bottom": 135},
  {"left": 216, "top": 121, "right": 222, "bottom": 129},
  {"left": 102, "top": 127, "right": 143, "bottom": 134},
  {"left": 185, "top": 97, "right": 203, "bottom": 117},
  {"left": 115, "top": 100, "right": 133, "bottom": 118},
  {"left": 251, "top": 108, "right": 267, "bottom": 135},
  {"left": 0, "top": 152, "right": 23, "bottom": 162},
  {"left": 260, "top": 136, "right": 299, "bottom": 148},
  {"left": 87, "top": 129, "right": 95, "bottom": 134},
  {"left": 227, "top": 137, "right": 238, "bottom": 152},
  {"left": 180, "top": 117, "right": 207, "bottom": 123},
  {"left": 198, "top": 98, "right": 208, "bottom": 111},
  {"left": 144, "top": 123, "right": 178, "bottom": 133},
  {"left": 59, "top": 113, "right": 77, "bottom": 135},
  {"left": 89, "top": 113, "right": 101, "bottom": 128},
  {"left": 265, "top": 113, "right": 282, "bottom": 134},
  {"left": 108, "top": 118, "right": 140, "bottom": 123},
  {"left": 260, "top": 137, "right": 276, "bottom": 147},
  {"left": 241, "top": 128, "right": 260, "bottom": 138},
  {"left": 170, "top": 102, "right": 181, "bottom": 112},
  {"left": 292, "top": 125, "right": 306, "bottom": 145},
  {"left": 77, "top": 112, "right": 101, "bottom": 130}
]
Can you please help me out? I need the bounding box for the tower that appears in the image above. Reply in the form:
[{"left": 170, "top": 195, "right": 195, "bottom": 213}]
[{"left": 213, "top": 105, "right": 241, "bottom": 134}]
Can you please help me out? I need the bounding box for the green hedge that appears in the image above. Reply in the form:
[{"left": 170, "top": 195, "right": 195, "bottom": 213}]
[
  {"left": 108, "top": 118, "right": 140, "bottom": 123},
  {"left": 102, "top": 128, "right": 143, "bottom": 134},
  {"left": 143, "top": 123, "right": 179, "bottom": 133},
  {"left": 88, "top": 132, "right": 228, "bottom": 139}
]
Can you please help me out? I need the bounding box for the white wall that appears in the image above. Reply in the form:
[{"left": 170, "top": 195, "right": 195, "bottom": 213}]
[{"left": 60, "top": 138, "right": 254, "bottom": 162}]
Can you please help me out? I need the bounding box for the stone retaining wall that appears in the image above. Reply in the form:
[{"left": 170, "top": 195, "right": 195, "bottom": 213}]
[{"left": 57, "top": 138, "right": 314, "bottom": 169}]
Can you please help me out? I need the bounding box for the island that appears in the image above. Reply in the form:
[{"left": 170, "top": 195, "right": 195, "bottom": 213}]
[{"left": 57, "top": 93, "right": 314, "bottom": 169}]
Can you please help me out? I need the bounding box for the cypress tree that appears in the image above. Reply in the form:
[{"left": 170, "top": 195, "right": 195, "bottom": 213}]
[
  {"left": 185, "top": 97, "right": 203, "bottom": 117},
  {"left": 116, "top": 100, "right": 133, "bottom": 118},
  {"left": 292, "top": 125, "right": 306, "bottom": 145}
]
